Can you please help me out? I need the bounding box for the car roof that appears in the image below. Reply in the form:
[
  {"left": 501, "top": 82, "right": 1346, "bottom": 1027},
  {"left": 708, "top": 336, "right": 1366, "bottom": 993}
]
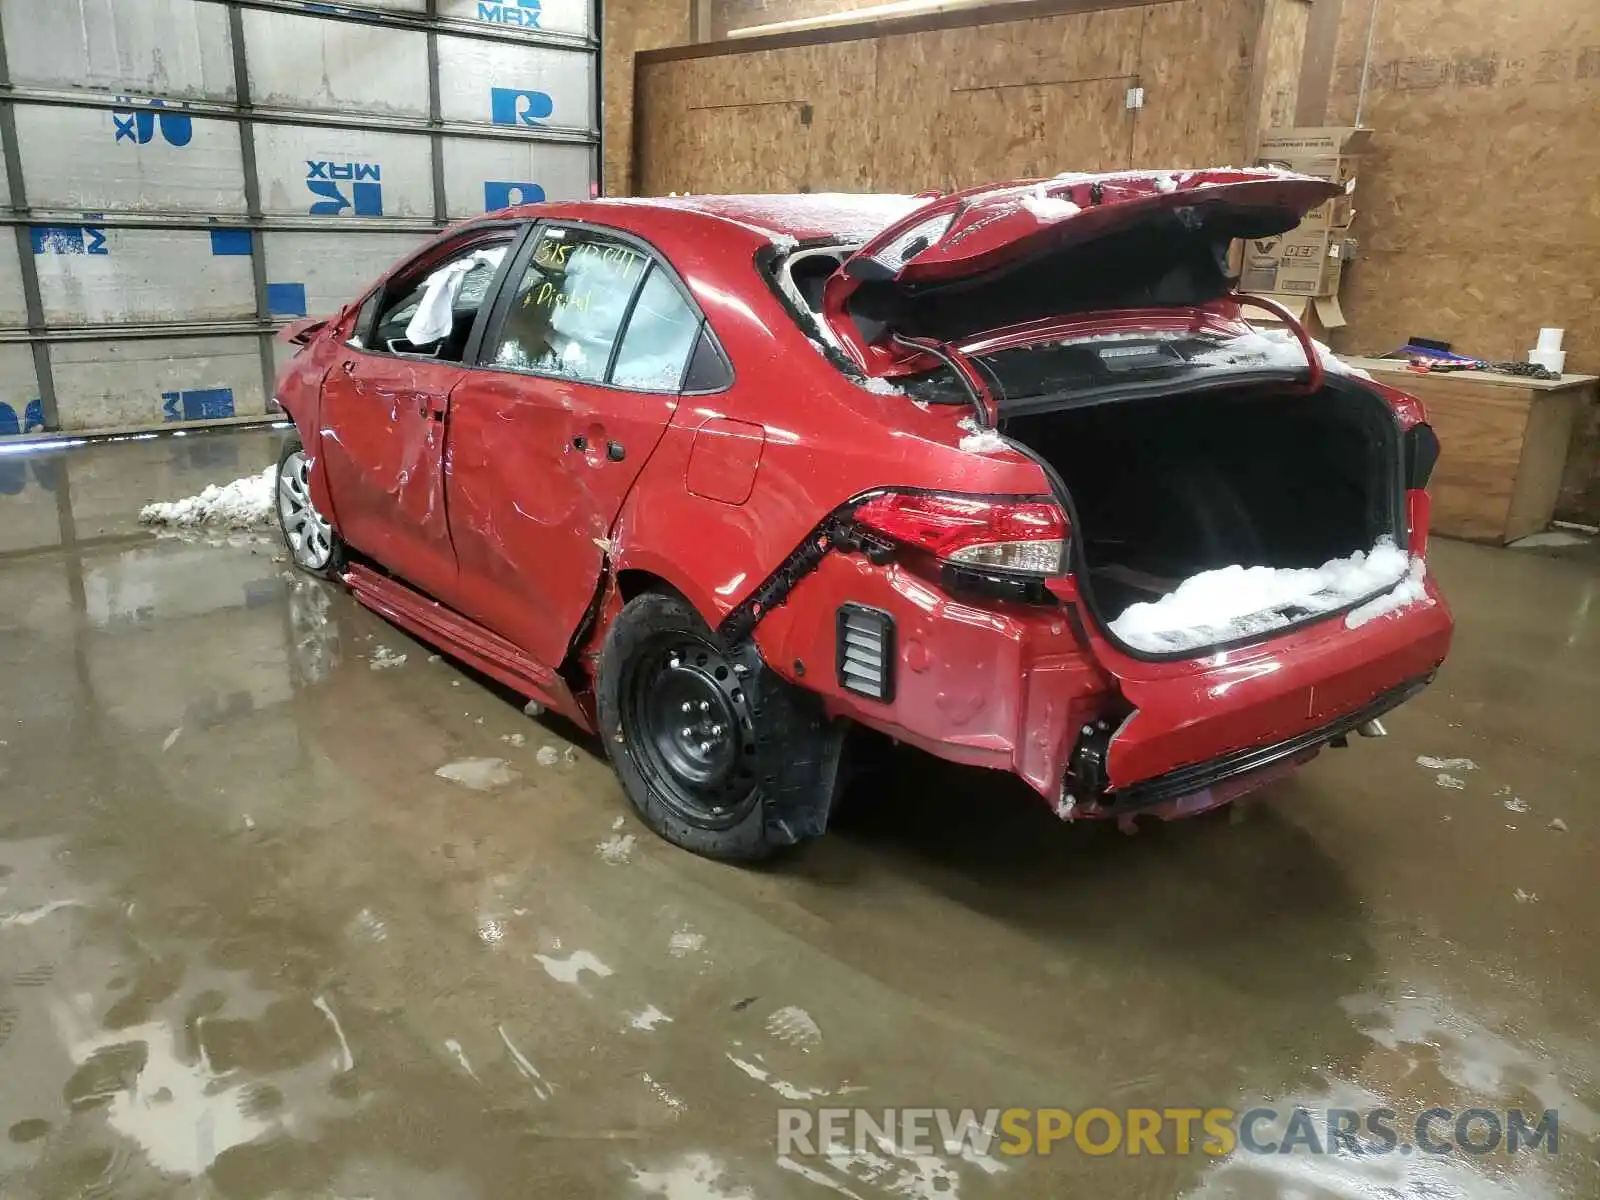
[{"left": 505, "top": 193, "right": 925, "bottom": 246}]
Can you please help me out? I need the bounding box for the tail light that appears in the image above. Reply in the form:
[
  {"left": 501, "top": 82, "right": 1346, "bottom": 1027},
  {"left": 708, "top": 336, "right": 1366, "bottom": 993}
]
[{"left": 851, "top": 491, "right": 1068, "bottom": 576}]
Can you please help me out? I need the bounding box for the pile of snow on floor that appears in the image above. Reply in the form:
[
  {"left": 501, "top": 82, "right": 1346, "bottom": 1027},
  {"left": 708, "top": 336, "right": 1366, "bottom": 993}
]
[
  {"left": 140, "top": 465, "right": 277, "bottom": 530},
  {"left": 1110, "top": 538, "right": 1420, "bottom": 652}
]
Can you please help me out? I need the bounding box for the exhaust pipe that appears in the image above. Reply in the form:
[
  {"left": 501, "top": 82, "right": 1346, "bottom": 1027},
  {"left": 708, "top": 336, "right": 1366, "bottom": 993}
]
[{"left": 1356, "top": 718, "right": 1388, "bottom": 739}]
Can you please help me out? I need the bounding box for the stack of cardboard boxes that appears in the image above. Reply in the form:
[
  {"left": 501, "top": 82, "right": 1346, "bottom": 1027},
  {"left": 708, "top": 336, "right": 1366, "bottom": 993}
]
[{"left": 1238, "top": 127, "right": 1371, "bottom": 338}]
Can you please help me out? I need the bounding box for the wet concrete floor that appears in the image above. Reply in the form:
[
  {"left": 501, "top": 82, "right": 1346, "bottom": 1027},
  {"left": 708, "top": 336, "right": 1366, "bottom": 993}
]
[{"left": 0, "top": 428, "right": 1596, "bottom": 1198}]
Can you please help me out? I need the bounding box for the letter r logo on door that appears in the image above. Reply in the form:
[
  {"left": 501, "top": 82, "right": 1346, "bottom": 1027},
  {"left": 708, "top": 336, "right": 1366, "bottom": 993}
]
[{"left": 490, "top": 88, "right": 554, "bottom": 126}]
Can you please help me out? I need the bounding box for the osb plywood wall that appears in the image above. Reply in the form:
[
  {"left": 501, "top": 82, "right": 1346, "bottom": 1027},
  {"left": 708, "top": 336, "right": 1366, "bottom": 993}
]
[
  {"left": 1251, "top": 0, "right": 1309, "bottom": 133},
  {"left": 603, "top": 0, "right": 692, "bottom": 196},
  {"left": 1317, "top": 0, "right": 1600, "bottom": 521},
  {"left": 635, "top": 0, "right": 1310, "bottom": 196}
]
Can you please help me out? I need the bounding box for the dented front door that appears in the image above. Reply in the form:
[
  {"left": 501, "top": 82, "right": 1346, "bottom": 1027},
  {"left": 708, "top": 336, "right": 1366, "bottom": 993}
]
[{"left": 319, "top": 349, "right": 463, "bottom": 602}]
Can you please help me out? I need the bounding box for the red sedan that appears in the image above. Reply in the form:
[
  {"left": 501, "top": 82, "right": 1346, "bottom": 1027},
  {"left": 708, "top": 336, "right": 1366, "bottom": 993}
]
[{"left": 273, "top": 170, "right": 1452, "bottom": 859}]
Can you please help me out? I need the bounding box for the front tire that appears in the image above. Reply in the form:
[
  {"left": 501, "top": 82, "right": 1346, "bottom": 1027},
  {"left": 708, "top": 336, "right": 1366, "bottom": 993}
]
[
  {"left": 276, "top": 432, "right": 342, "bottom": 579},
  {"left": 597, "top": 591, "right": 842, "bottom": 862}
]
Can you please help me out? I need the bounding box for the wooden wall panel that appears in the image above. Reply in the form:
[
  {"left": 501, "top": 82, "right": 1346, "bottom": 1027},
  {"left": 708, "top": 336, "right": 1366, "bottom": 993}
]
[
  {"left": 1317, "top": 0, "right": 1600, "bottom": 521},
  {"left": 603, "top": 0, "right": 691, "bottom": 196},
  {"left": 689, "top": 106, "right": 816, "bottom": 192},
  {"left": 1129, "top": 0, "right": 1260, "bottom": 167},
  {"left": 635, "top": 40, "right": 878, "bottom": 194},
  {"left": 1253, "top": 0, "right": 1312, "bottom": 137},
  {"left": 873, "top": 8, "right": 1146, "bottom": 189},
  {"left": 942, "top": 80, "right": 1135, "bottom": 184},
  {"left": 1293, "top": 0, "right": 1344, "bottom": 122},
  {"left": 799, "top": 41, "right": 885, "bottom": 190},
  {"left": 638, "top": 0, "right": 1306, "bottom": 195}
]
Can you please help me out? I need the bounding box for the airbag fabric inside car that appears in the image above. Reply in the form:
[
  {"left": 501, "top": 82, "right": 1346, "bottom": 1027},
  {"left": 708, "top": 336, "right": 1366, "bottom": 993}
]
[{"left": 273, "top": 169, "right": 1452, "bottom": 860}]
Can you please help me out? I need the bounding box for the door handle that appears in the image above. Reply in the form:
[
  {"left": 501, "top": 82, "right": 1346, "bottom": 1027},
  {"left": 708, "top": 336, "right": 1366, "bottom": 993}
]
[
  {"left": 607, "top": 441, "right": 626, "bottom": 462},
  {"left": 340, "top": 360, "right": 356, "bottom": 375}
]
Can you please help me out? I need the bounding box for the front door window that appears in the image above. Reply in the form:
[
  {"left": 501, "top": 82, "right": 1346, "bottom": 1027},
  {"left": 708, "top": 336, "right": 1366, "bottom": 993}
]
[{"left": 368, "top": 241, "right": 511, "bottom": 361}]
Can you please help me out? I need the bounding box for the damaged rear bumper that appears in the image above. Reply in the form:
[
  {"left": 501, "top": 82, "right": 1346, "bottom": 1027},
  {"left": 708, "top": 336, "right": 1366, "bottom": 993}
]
[
  {"left": 744, "top": 523, "right": 1452, "bottom": 822},
  {"left": 1093, "top": 673, "right": 1432, "bottom": 815}
]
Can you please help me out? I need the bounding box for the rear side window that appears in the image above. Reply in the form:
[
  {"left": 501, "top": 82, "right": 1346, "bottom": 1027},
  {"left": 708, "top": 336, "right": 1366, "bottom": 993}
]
[
  {"left": 488, "top": 229, "right": 648, "bottom": 383},
  {"left": 610, "top": 266, "right": 701, "bottom": 391},
  {"left": 682, "top": 326, "right": 733, "bottom": 393}
]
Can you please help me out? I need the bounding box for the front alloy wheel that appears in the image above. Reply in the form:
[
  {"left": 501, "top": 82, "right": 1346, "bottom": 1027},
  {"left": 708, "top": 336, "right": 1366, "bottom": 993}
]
[{"left": 277, "top": 434, "right": 338, "bottom": 575}]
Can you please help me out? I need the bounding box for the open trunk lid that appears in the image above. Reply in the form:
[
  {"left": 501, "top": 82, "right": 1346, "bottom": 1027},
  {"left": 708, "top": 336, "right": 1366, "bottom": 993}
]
[{"left": 820, "top": 169, "right": 1341, "bottom": 377}]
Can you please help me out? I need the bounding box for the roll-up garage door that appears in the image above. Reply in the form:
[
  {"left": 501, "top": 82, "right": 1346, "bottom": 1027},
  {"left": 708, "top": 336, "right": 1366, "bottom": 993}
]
[{"left": 0, "top": 0, "right": 599, "bottom": 439}]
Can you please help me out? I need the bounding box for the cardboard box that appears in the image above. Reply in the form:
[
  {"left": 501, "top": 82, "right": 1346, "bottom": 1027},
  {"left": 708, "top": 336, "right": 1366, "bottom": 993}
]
[
  {"left": 1257, "top": 127, "right": 1372, "bottom": 226},
  {"left": 1241, "top": 126, "right": 1370, "bottom": 298},
  {"left": 1239, "top": 224, "right": 1358, "bottom": 297}
]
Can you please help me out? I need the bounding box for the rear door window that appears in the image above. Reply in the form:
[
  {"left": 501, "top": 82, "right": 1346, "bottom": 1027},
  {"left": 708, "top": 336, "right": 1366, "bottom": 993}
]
[
  {"left": 486, "top": 228, "right": 649, "bottom": 383},
  {"left": 609, "top": 266, "right": 703, "bottom": 391}
]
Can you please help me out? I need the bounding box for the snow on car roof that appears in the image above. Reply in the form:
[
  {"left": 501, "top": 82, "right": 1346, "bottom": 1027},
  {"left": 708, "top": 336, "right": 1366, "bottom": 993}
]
[{"left": 598, "top": 193, "right": 922, "bottom": 245}]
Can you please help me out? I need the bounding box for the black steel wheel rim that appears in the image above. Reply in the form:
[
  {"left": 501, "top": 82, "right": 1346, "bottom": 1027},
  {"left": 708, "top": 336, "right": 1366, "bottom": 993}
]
[{"left": 621, "top": 633, "right": 760, "bottom": 828}]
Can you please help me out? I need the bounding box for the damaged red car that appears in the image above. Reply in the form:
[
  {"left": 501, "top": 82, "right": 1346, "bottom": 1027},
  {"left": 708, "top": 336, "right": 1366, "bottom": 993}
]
[{"left": 273, "top": 169, "right": 1453, "bottom": 860}]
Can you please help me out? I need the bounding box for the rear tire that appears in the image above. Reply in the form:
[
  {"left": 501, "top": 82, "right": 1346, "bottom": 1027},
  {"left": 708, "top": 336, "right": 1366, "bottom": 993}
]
[
  {"left": 597, "top": 590, "right": 842, "bottom": 862},
  {"left": 276, "top": 432, "right": 343, "bottom": 580}
]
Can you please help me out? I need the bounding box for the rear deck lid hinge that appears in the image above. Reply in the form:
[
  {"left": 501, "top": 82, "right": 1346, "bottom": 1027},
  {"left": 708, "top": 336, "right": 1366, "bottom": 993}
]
[
  {"left": 1232, "top": 293, "right": 1325, "bottom": 394},
  {"left": 889, "top": 332, "right": 999, "bottom": 428}
]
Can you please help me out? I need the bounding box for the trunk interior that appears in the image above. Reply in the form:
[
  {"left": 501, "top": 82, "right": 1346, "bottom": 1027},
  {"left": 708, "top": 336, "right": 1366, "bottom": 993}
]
[{"left": 1002, "top": 381, "right": 1402, "bottom": 637}]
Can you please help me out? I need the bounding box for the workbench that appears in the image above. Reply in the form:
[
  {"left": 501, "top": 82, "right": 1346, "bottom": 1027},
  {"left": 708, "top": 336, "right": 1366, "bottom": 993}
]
[{"left": 1343, "top": 358, "right": 1599, "bottom": 544}]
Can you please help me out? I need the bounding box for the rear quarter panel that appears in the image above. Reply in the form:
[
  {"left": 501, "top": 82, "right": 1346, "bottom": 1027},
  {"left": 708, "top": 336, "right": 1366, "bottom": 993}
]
[{"left": 605, "top": 219, "right": 1052, "bottom": 627}]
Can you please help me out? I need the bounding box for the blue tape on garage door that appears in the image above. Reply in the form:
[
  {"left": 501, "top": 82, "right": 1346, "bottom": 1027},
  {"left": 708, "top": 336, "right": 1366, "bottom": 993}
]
[
  {"left": 162, "top": 389, "right": 236, "bottom": 421},
  {"left": 267, "top": 283, "right": 309, "bottom": 317},
  {"left": 210, "top": 230, "right": 253, "bottom": 256}
]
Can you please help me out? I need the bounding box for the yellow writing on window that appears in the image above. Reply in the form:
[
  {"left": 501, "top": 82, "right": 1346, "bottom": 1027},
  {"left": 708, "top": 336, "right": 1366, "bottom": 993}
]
[{"left": 523, "top": 283, "right": 592, "bottom": 313}]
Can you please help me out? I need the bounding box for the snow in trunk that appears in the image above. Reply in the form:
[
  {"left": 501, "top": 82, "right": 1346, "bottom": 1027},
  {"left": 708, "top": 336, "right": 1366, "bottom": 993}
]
[
  {"left": 1108, "top": 537, "right": 1419, "bottom": 653},
  {"left": 139, "top": 466, "right": 277, "bottom": 530},
  {"left": 1189, "top": 328, "right": 1375, "bottom": 382}
]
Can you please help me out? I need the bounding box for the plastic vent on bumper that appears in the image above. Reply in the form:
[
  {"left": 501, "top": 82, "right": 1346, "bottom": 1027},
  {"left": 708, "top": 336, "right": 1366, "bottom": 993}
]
[{"left": 837, "top": 604, "right": 895, "bottom": 702}]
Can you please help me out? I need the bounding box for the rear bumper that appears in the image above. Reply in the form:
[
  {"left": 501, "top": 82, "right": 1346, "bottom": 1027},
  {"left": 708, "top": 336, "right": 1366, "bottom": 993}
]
[
  {"left": 755, "top": 548, "right": 1452, "bottom": 814},
  {"left": 1088, "top": 575, "right": 1453, "bottom": 789},
  {"left": 1109, "top": 673, "right": 1432, "bottom": 811}
]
